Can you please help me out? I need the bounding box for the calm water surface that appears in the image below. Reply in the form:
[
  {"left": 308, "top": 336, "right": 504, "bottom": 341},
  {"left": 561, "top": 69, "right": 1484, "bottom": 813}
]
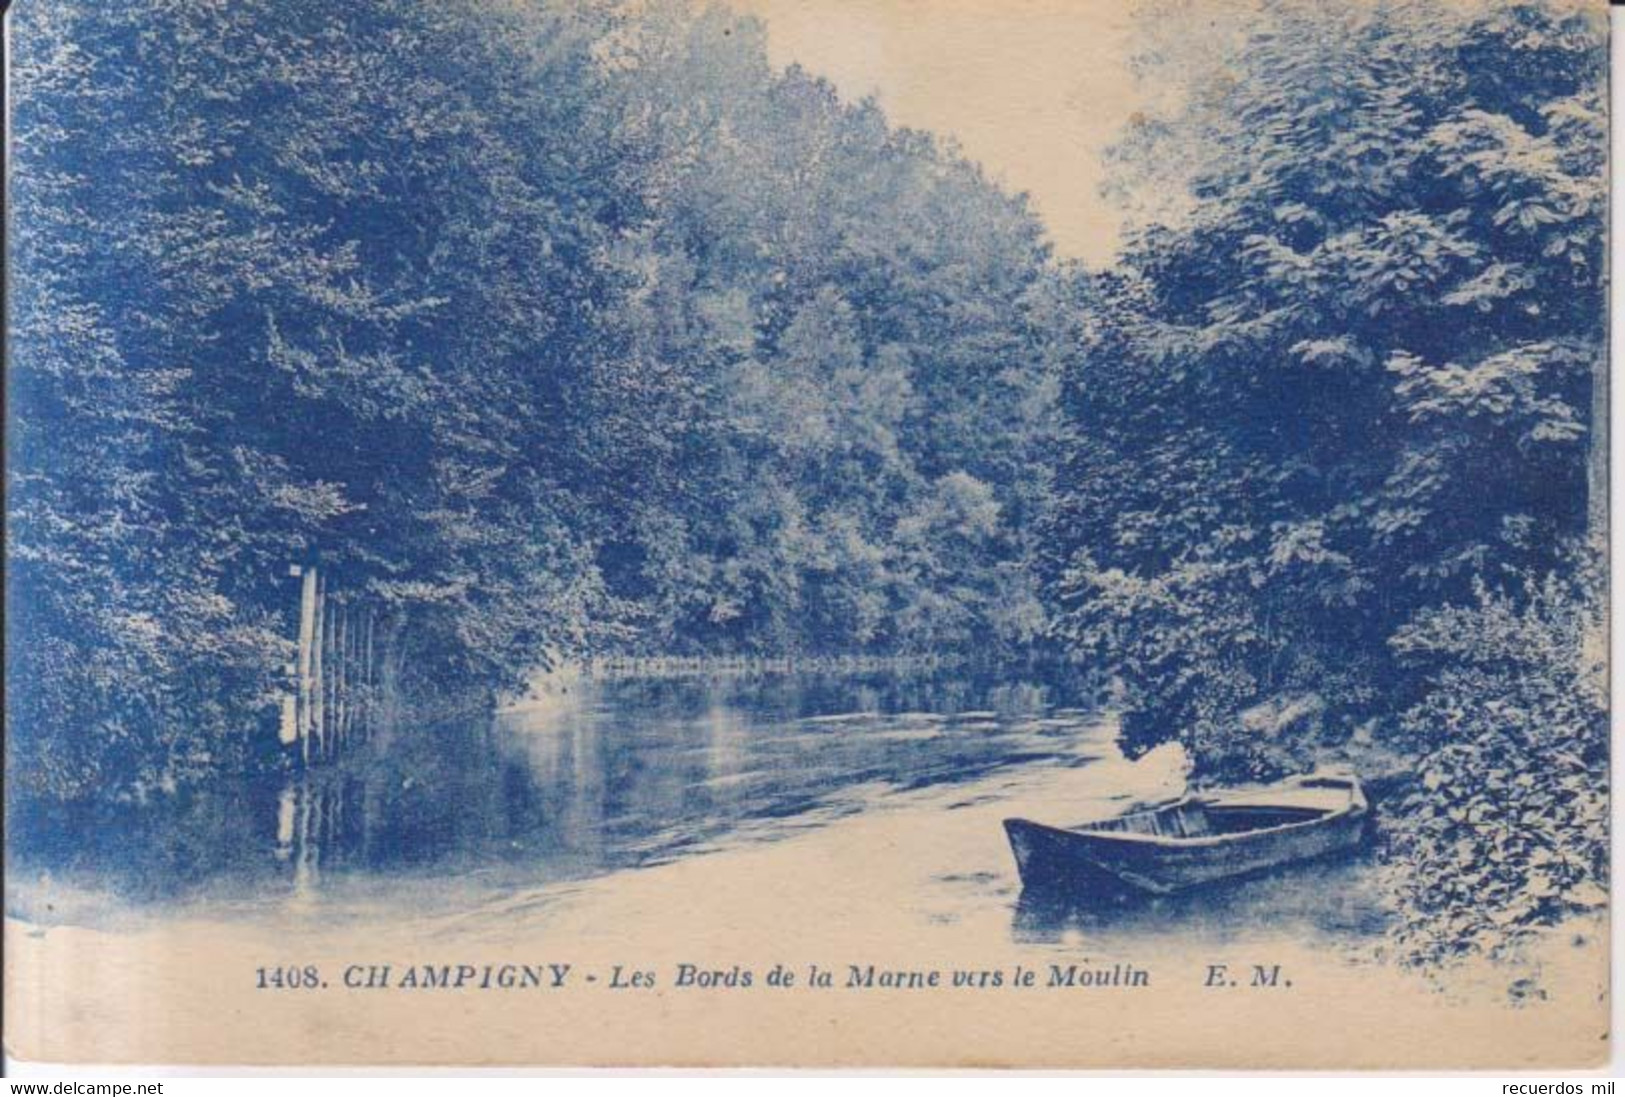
[{"left": 10, "top": 669, "right": 1388, "bottom": 949}]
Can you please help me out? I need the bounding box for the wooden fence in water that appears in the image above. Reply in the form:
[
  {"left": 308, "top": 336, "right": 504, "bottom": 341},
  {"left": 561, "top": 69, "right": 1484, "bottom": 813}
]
[{"left": 278, "top": 563, "right": 388, "bottom": 766}]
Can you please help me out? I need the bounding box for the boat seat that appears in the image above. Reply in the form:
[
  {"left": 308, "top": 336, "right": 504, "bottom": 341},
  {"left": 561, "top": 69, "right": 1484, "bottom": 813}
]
[
  {"left": 1100, "top": 804, "right": 1213, "bottom": 839},
  {"left": 1161, "top": 806, "right": 1212, "bottom": 839}
]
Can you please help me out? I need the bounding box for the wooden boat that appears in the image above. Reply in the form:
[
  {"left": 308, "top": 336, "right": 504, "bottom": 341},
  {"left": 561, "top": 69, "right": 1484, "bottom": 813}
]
[{"left": 1003, "top": 772, "right": 1368, "bottom": 895}]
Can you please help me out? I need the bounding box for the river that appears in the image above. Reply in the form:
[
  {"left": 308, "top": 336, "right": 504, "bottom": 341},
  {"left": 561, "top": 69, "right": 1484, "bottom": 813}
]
[
  {"left": 19, "top": 668, "right": 1614, "bottom": 1069},
  {"left": 7, "top": 666, "right": 1389, "bottom": 959}
]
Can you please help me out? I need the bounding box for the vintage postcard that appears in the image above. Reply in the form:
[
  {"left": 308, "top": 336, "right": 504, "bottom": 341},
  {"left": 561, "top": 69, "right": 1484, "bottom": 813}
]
[{"left": 4, "top": 0, "right": 1609, "bottom": 1070}]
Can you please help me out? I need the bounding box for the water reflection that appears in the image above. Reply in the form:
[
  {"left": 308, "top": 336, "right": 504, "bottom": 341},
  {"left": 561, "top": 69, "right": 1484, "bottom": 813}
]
[
  {"left": 1010, "top": 846, "right": 1390, "bottom": 951},
  {"left": 273, "top": 774, "right": 362, "bottom": 908},
  {"left": 12, "top": 669, "right": 1114, "bottom": 913}
]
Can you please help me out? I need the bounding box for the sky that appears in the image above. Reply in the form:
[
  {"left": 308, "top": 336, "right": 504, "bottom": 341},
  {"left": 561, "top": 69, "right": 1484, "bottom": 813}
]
[{"left": 726, "top": 0, "right": 1147, "bottom": 265}]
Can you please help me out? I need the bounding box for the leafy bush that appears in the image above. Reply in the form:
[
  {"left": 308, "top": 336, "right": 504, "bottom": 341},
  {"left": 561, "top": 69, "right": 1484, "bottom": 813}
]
[{"left": 1380, "top": 549, "right": 1607, "bottom": 966}]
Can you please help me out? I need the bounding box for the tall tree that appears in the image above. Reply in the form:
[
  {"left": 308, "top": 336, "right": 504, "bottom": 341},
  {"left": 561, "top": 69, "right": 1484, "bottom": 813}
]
[{"left": 1050, "top": 0, "right": 1604, "bottom": 767}]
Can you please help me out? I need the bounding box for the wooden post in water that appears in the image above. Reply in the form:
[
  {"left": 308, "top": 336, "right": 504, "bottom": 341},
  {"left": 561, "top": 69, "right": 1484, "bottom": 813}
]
[
  {"left": 362, "top": 609, "right": 376, "bottom": 742},
  {"left": 346, "top": 603, "right": 357, "bottom": 748},
  {"left": 312, "top": 570, "right": 328, "bottom": 761},
  {"left": 335, "top": 602, "right": 349, "bottom": 757},
  {"left": 331, "top": 602, "right": 342, "bottom": 758},
  {"left": 278, "top": 567, "right": 302, "bottom": 749},
  {"left": 350, "top": 604, "right": 360, "bottom": 745},
  {"left": 330, "top": 589, "right": 341, "bottom": 759},
  {"left": 295, "top": 564, "right": 319, "bottom": 767},
  {"left": 324, "top": 585, "right": 337, "bottom": 761}
]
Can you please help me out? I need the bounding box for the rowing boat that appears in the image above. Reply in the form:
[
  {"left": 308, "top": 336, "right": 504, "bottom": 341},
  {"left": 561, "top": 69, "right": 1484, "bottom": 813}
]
[{"left": 1003, "top": 772, "right": 1368, "bottom": 895}]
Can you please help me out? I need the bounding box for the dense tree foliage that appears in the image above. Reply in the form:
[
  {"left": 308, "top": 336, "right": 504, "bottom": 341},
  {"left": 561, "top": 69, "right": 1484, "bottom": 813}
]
[
  {"left": 1047, "top": 0, "right": 1606, "bottom": 963},
  {"left": 8, "top": 0, "right": 1056, "bottom": 800},
  {"left": 574, "top": 7, "right": 1057, "bottom": 656}
]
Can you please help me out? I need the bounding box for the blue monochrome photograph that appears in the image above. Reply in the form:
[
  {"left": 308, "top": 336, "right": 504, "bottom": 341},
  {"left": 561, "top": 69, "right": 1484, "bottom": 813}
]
[{"left": 3, "top": 0, "right": 1609, "bottom": 1069}]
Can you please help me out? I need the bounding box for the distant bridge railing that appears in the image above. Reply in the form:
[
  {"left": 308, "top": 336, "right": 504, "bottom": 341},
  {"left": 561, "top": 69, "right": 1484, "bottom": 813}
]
[{"left": 578, "top": 652, "right": 962, "bottom": 681}]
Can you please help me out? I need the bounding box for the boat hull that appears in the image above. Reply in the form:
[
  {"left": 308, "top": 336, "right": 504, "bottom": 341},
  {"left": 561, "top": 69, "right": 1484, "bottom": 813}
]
[{"left": 1004, "top": 778, "right": 1368, "bottom": 895}]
